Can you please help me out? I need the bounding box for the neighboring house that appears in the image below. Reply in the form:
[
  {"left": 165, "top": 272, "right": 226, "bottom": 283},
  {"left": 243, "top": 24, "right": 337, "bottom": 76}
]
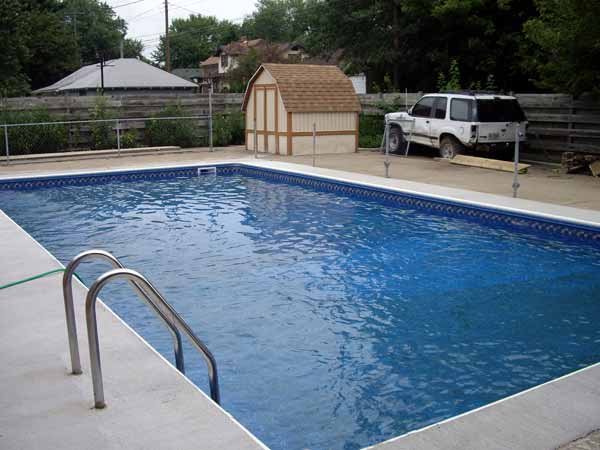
[
  {"left": 33, "top": 58, "right": 198, "bottom": 96},
  {"left": 199, "top": 56, "right": 221, "bottom": 93},
  {"left": 349, "top": 73, "right": 367, "bottom": 94},
  {"left": 199, "top": 38, "right": 309, "bottom": 92},
  {"left": 171, "top": 68, "right": 201, "bottom": 84}
]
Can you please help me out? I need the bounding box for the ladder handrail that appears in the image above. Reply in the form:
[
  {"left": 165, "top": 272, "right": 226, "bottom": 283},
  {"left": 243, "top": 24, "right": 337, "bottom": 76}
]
[
  {"left": 85, "top": 268, "right": 220, "bottom": 408},
  {"left": 62, "top": 250, "right": 185, "bottom": 375}
]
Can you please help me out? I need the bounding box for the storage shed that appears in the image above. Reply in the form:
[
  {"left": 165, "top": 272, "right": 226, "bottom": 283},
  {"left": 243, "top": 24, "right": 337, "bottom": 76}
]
[{"left": 242, "top": 64, "right": 361, "bottom": 155}]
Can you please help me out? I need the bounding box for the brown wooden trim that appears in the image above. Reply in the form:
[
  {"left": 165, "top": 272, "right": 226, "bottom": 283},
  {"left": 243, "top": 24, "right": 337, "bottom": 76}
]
[
  {"left": 250, "top": 130, "right": 359, "bottom": 137},
  {"left": 254, "top": 83, "right": 277, "bottom": 89},
  {"left": 252, "top": 86, "right": 257, "bottom": 151},
  {"left": 274, "top": 87, "right": 279, "bottom": 155},
  {"left": 287, "top": 112, "right": 292, "bottom": 156},
  {"left": 290, "top": 130, "right": 358, "bottom": 137},
  {"left": 355, "top": 112, "right": 359, "bottom": 152}
]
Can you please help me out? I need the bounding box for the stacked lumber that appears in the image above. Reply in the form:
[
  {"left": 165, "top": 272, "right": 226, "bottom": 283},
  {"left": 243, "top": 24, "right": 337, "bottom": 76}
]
[
  {"left": 450, "top": 155, "right": 530, "bottom": 173},
  {"left": 561, "top": 152, "right": 600, "bottom": 176}
]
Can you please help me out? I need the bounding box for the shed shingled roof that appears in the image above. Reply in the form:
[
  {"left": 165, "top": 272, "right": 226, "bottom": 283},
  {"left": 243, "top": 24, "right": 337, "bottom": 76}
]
[{"left": 242, "top": 64, "right": 361, "bottom": 113}]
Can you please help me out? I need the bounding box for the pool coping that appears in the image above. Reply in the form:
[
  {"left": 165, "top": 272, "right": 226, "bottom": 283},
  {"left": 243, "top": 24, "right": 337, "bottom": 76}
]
[
  {"left": 2, "top": 159, "right": 599, "bottom": 233},
  {"left": 1, "top": 159, "right": 599, "bottom": 449}
]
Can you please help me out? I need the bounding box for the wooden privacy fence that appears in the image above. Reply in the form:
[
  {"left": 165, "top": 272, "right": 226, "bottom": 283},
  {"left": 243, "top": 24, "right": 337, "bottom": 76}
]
[
  {"left": 361, "top": 93, "right": 600, "bottom": 161},
  {"left": 1, "top": 92, "right": 599, "bottom": 161},
  {"left": 0, "top": 93, "right": 244, "bottom": 152}
]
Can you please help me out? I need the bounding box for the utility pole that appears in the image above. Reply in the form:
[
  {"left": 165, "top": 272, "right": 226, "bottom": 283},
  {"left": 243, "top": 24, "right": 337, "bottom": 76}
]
[
  {"left": 164, "top": 0, "right": 171, "bottom": 72},
  {"left": 99, "top": 55, "right": 105, "bottom": 95}
]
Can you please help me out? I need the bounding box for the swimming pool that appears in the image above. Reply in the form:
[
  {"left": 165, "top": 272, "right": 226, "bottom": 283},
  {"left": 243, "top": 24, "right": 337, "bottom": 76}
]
[{"left": 1, "top": 164, "right": 599, "bottom": 450}]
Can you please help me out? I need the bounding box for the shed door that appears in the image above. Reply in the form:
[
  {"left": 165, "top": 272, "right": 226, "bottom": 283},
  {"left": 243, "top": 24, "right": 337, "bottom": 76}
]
[{"left": 253, "top": 85, "right": 278, "bottom": 153}]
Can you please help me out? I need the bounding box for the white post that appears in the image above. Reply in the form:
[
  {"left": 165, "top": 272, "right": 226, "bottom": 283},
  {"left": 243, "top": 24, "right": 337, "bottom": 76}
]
[
  {"left": 3, "top": 125, "right": 9, "bottom": 165},
  {"left": 208, "top": 82, "right": 213, "bottom": 152},
  {"left": 384, "top": 121, "right": 391, "bottom": 178},
  {"left": 312, "top": 123, "right": 316, "bottom": 167},
  {"left": 513, "top": 123, "right": 521, "bottom": 198},
  {"left": 253, "top": 118, "right": 258, "bottom": 159},
  {"left": 116, "top": 120, "right": 121, "bottom": 157}
]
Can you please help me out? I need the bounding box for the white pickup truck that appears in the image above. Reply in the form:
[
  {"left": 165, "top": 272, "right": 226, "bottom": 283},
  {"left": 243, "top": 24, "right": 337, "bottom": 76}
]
[{"left": 385, "top": 92, "right": 527, "bottom": 159}]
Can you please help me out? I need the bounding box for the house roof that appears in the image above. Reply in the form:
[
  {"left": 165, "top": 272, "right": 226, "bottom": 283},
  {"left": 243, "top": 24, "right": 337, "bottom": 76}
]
[
  {"left": 218, "top": 39, "right": 266, "bottom": 56},
  {"left": 33, "top": 58, "right": 197, "bottom": 94},
  {"left": 200, "top": 56, "right": 220, "bottom": 66},
  {"left": 242, "top": 64, "right": 361, "bottom": 113},
  {"left": 172, "top": 68, "right": 201, "bottom": 81}
]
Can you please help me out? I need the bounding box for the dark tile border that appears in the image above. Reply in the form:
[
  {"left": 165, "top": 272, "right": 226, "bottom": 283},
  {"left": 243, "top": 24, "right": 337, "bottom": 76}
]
[{"left": 1, "top": 163, "right": 599, "bottom": 243}]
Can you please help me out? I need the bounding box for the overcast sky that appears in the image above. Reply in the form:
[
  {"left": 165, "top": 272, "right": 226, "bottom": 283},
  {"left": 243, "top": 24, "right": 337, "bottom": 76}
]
[{"left": 106, "top": 0, "right": 257, "bottom": 58}]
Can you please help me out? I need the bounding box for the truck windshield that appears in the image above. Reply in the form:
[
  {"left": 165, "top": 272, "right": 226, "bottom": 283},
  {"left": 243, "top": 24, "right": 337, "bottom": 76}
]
[{"left": 475, "top": 98, "right": 526, "bottom": 122}]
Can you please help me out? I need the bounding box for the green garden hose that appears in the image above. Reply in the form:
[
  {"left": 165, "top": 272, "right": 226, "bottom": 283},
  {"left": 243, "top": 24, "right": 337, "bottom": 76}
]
[{"left": 0, "top": 268, "right": 82, "bottom": 290}]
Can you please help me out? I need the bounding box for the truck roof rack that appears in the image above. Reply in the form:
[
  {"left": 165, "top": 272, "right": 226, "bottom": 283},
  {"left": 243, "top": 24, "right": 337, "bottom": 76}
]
[{"left": 442, "top": 90, "right": 505, "bottom": 96}]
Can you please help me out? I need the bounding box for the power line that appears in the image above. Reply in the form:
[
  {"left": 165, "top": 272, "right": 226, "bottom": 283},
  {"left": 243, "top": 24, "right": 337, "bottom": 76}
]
[{"left": 111, "top": 0, "right": 148, "bottom": 8}]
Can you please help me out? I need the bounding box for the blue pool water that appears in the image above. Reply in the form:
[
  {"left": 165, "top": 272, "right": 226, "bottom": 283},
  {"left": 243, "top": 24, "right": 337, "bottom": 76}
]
[{"left": 1, "top": 171, "right": 599, "bottom": 450}]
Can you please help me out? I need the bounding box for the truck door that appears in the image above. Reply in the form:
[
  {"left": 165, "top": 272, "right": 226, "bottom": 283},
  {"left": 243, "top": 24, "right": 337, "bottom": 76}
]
[
  {"left": 429, "top": 97, "right": 448, "bottom": 146},
  {"left": 409, "top": 97, "right": 435, "bottom": 145}
]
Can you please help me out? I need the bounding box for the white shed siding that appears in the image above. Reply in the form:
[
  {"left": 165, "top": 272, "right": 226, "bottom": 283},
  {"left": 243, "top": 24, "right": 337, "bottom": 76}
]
[
  {"left": 292, "top": 135, "right": 355, "bottom": 155},
  {"left": 266, "top": 89, "right": 275, "bottom": 132},
  {"left": 292, "top": 112, "right": 355, "bottom": 132},
  {"left": 255, "top": 89, "right": 265, "bottom": 130},
  {"left": 246, "top": 91, "right": 254, "bottom": 127},
  {"left": 254, "top": 70, "right": 275, "bottom": 85},
  {"left": 278, "top": 136, "right": 287, "bottom": 155},
  {"left": 278, "top": 92, "right": 286, "bottom": 132}
]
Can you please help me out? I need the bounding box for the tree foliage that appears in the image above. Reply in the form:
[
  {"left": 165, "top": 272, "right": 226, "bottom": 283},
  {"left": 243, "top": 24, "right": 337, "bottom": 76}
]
[
  {"left": 241, "top": 0, "right": 312, "bottom": 43},
  {"left": 225, "top": 45, "right": 289, "bottom": 93},
  {"left": 523, "top": 0, "right": 600, "bottom": 95},
  {"left": 152, "top": 15, "right": 240, "bottom": 68},
  {"left": 2, "top": 0, "right": 600, "bottom": 97},
  {"left": 0, "top": 0, "right": 143, "bottom": 96}
]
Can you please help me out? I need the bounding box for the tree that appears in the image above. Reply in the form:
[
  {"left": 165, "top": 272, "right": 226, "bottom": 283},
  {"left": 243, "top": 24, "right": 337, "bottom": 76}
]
[
  {"left": 0, "top": 0, "right": 31, "bottom": 96},
  {"left": 122, "top": 38, "right": 144, "bottom": 59},
  {"left": 225, "top": 44, "right": 287, "bottom": 92},
  {"left": 61, "top": 0, "right": 128, "bottom": 63},
  {"left": 25, "top": 0, "right": 80, "bottom": 91},
  {"left": 241, "top": 0, "right": 312, "bottom": 43},
  {"left": 524, "top": 0, "right": 600, "bottom": 95},
  {"left": 0, "top": 0, "right": 81, "bottom": 96},
  {"left": 152, "top": 15, "right": 240, "bottom": 68}
]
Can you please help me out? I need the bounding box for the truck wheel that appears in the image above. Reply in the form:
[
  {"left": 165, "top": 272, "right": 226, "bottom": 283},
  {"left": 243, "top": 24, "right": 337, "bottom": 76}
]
[
  {"left": 439, "top": 136, "right": 463, "bottom": 159},
  {"left": 388, "top": 127, "right": 405, "bottom": 153}
]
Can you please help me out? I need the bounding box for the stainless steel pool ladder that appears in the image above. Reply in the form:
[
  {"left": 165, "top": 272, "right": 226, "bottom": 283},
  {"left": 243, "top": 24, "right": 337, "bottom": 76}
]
[{"left": 62, "top": 250, "right": 220, "bottom": 408}]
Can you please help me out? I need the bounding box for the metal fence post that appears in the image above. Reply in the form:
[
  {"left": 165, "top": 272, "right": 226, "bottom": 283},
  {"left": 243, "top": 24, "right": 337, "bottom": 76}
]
[
  {"left": 208, "top": 83, "right": 213, "bottom": 152},
  {"left": 384, "top": 121, "right": 391, "bottom": 178},
  {"left": 312, "top": 123, "right": 316, "bottom": 167},
  {"left": 513, "top": 123, "right": 521, "bottom": 198},
  {"left": 116, "top": 119, "right": 121, "bottom": 157},
  {"left": 3, "top": 125, "right": 9, "bottom": 165}
]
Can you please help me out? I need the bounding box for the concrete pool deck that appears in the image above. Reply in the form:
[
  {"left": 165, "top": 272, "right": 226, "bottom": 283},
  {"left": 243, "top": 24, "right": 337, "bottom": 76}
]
[
  {"left": 0, "top": 211, "right": 268, "bottom": 450},
  {"left": 1, "top": 155, "right": 600, "bottom": 450}
]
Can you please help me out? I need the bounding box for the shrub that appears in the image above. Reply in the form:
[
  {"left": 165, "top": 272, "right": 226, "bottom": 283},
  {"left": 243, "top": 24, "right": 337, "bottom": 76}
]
[
  {"left": 90, "top": 96, "right": 116, "bottom": 150},
  {"left": 145, "top": 104, "right": 201, "bottom": 148},
  {"left": 0, "top": 108, "right": 68, "bottom": 155},
  {"left": 119, "top": 129, "right": 138, "bottom": 149},
  {"left": 213, "top": 111, "right": 244, "bottom": 146},
  {"left": 359, "top": 113, "right": 384, "bottom": 148}
]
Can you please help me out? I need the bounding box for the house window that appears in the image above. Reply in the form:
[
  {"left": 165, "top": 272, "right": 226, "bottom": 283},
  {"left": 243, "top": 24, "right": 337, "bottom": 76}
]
[{"left": 221, "top": 54, "right": 228, "bottom": 68}]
